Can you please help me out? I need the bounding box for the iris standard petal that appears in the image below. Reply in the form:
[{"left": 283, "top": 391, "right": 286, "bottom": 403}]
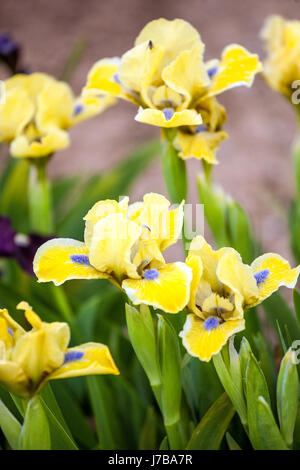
[
  {"left": 180, "top": 313, "right": 245, "bottom": 362},
  {"left": 89, "top": 213, "right": 141, "bottom": 280},
  {"left": 185, "top": 254, "right": 205, "bottom": 318},
  {"left": 251, "top": 253, "right": 300, "bottom": 304},
  {"left": 0, "top": 88, "right": 34, "bottom": 141},
  {"left": 46, "top": 342, "right": 119, "bottom": 381},
  {"left": 36, "top": 80, "right": 74, "bottom": 131},
  {"left": 33, "top": 238, "right": 110, "bottom": 285},
  {"left": 122, "top": 262, "right": 192, "bottom": 313}
]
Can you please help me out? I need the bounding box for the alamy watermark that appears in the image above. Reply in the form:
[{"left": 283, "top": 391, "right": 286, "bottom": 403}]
[{"left": 291, "top": 80, "right": 300, "bottom": 105}]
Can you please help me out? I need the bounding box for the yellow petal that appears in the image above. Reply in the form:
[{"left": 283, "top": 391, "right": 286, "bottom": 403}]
[
  {"left": 89, "top": 213, "right": 141, "bottom": 280},
  {"left": 185, "top": 254, "right": 204, "bottom": 318},
  {"left": 118, "top": 41, "right": 164, "bottom": 107},
  {"left": 83, "top": 198, "right": 128, "bottom": 249},
  {"left": 0, "top": 359, "right": 29, "bottom": 398},
  {"left": 135, "top": 18, "right": 202, "bottom": 74},
  {"left": 162, "top": 44, "right": 208, "bottom": 107},
  {"left": 251, "top": 253, "right": 300, "bottom": 304},
  {"left": 36, "top": 80, "right": 74, "bottom": 132},
  {"left": 188, "top": 236, "right": 227, "bottom": 292},
  {"left": 206, "top": 45, "right": 262, "bottom": 97},
  {"left": 134, "top": 193, "right": 184, "bottom": 252},
  {"left": 123, "top": 262, "right": 192, "bottom": 313},
  {"left": 12, "top": 321, "right": 70, "bottom": 386},
  {"left": 174, "top": 129, "right": 227, "bottom": 163},
  {"left": 0, "top": 88, "right": 34, "bottom": 142},
  {"left": 46, "top": 342, "right": 119, "bottom": 381},
  {"left": 180, "top": 313, "right": 245, "bottom": 362},
  {"left": 217, "top": 249, "right": 259, "bottom": 313},
  {"left": 10, "top": 128, "right": 69, "bottom": 159},
  {"left": 135, "top": 107, "right": 202, "bottom": 128},
  {"left": 33, "top": 238, "right": 110, "bottom": 286}
]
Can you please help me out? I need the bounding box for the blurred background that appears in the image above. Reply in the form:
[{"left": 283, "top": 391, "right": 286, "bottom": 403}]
[{"left": 0, "top": 0, "right": 299, "bottom": 259}]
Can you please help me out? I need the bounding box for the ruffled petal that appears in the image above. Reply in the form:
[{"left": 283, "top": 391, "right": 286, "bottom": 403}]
[
  {"left": 206, "top": 44, "right": 262, "bottom": 97},
  {"left": 185, "top": 254, "right": 204, "bottom": 318},
  {"left": 135, "top": 18, "right": 202, "bottom": 73},
  {"left": 174, "top": 129, "right": 227, "bottom": 162},
  {"left": 251, "top": 253, "right": 300, "bottom": 304},
  {"left": 217, "top": 249, "right": 259, "bottom": 313},
  {"left": 36, "top": 80, "right": 74, "bottom": 131},
  {"left": 0, "top": 88, "right": 34, "bottom": 141},
  {"left": 33, "top": 238, "right": 110, "bottom": 286},
  {"left": 162, "top": 44, "right": 208, "bottom": 107},
  {"left": 10, "top": 128, "right": 70, "bottom": 159},
  {"left": 46, "top": 342, "right": 119, "bottom": 381},
  {"left": 89, "top": 213, "right": 141, "bottom": 280},
  {"left": 180, "top": 313, "right": 245, "bottom": 362},
  {"left": 122, "top": 262, "right": 192, "bottom": 313},
  {"left": 135, "top": 107, "right": 202, "bottom": 128}
]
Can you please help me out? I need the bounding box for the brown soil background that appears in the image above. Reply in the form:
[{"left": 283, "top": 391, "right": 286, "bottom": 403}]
[{"left": 1, "top": 0, "right": 300, "bottom": 262}]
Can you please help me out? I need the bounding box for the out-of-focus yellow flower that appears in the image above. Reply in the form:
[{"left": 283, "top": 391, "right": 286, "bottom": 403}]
[
  {"left": 0, "top": 73, "right": 114, "bottom": 159},
  {"left": 33, "top": 193, "right": 192, "bottom": 314},
  {"left": 180, "top": 236, "right": 299, "bottom": 362},
  {"left": 0, "top": 301, "right": 119, "bottom": 397},
  {"left": 261, "top": 15, "right": 300, "bottom": 98},
  {"left": 83, "top": 18, "right": 262, "bottom": 161}
]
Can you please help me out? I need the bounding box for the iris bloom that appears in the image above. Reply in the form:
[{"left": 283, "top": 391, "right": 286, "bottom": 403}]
[
  {"left": 180, "top": 236, "right": 300, "bottom": 362},
  {"left": 0, "top": 216, "right": 50, "bottom": 276},
  {"left": 33, "top": 193, "right": 192, "bottom": 313},
  {"left": 0, "top": 72, "right": 114, "bottom": 159},
  {"left": 0, "top": 34, "right": 20, "bottom": 74},
  {"left": 83, "top": 18, "right": 262, "bottom": 163},
  {"left": 261, "top": 15, "right": 300, "bottom": 99},
  {"left": 0, "top": 301, "right": 119, "bottom": 398}
]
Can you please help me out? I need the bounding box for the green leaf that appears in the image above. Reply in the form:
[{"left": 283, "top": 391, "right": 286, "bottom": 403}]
[
  {"left": 277, "top": 348, "right": 299, "bottom": 447},
  {"left": 226, "top": 199, "right": 255, "bottom": 264},
  {"left": 157, "top": 315, "right": 181, "bottom": 426},
  {"left": 161, "top": 130, "right": 187, "bottom": 204},
  {"left": 19, "top": 396, "right": 51, "bottom": 450},
  {"left": 186, "top": 393, "right": 235, "bottom": 450},
  {"left": 159, "top": 436, "right": 169, "bottom": 450},
  {"left": 197, "top": 174, "right": 228, "bottom": 248},
  {"left": 226, "top": 432, "right": 242, "bottom": 450},
  {"left": 40, "top": 397, "right": 78, "bottom": 450},
  {"left": 138, "top": 407, "right": 157, "bottom": 450},
  {"left": 125, "top": 304, "right": 161, "bottom": 390},
  {"left": 245, "top": 353, "right": 271, "bottom": 449},
  {"left": 257, "top": 397, "right": 288, "bottom": 450},
  {"left": 263, "top": 292, "right": 300, "bottom": 344},
  {"left": 0, "top": 399, "right": 22, "bottom": 449}
]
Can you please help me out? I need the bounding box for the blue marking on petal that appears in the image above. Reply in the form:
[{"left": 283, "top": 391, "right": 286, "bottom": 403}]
[
  {"left": 207, "top": 66, "right": 218, "bottom": 79},
  {"left": 254, "top": 268, "right": 270, "bottom": 286},
  {"left": 7, "top": 327, "right": 14, "bottom": 338},
  {"left": 74, "top": 104, "right": 84, "bottom": 116},
  {"left": 112, "top": 73, "right": 121, "bottom": 84},
  {"left": 142, "top": 224, "right": 151, "bottom": 232},
  {"left": 203, "top": 316, "right": 220, "bottom": 330},
  {"left": 70, "top": 254, "right": 91, "bottom": 265},
  {"left": 195, "top": 124, "right": 209, "bottom": 133},
  {"left": 163, "top": 108, "right": 174, "bottom": 121},
  {"left": 64, "top": 350, "right": 84, "bottom": 364},
  {"left": 143, "top": 268, "right": 159, "bottom": 280}
]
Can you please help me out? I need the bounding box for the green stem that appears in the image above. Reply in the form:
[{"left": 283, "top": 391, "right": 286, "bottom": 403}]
[
  {"left": 202, "top": 159, "right": 213, "bottom": 183},
  {"left": 165, "top": 419, "right": 186, "bottom": 450},
  {"left": 28, "top": 156, "right": 53, "bottom": 234},
  {"left": 161, "top": 128, "right": 189, "bottom": 255},
  {"left": 50, "top": 284, "right": 73, "bottom": 323}
]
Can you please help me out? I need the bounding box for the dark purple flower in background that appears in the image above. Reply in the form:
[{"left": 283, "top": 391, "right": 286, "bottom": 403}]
[
  {"left": 0, "top": 216, "right": 51, "bottom": 276},
  {"left": 0, "top": 34, "right": 20, "bottom": 73}
]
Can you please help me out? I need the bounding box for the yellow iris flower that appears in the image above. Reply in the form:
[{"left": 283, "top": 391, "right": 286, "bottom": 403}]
[
  {"left": 0, "top": 301, "right": 119, "bottom": 398},
  {"left": 0, "top": 73, "right": 114, "bottom": 159},
  {"left": 83, "top": 18, "right": 262, "bottom": 162},
  {"left": 33, "top": 193, "right": 192, "bottom": 314},
  {"left": 180, "top": 236, "right": 300, "bottom": 362},
  {"left": 261, "top": 15, "right": 300, "bottom": 98}
]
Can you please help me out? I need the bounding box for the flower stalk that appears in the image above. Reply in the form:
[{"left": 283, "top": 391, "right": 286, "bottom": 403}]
[{"left": 28, "top": 156, "right": 53, "bottom": 234}]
